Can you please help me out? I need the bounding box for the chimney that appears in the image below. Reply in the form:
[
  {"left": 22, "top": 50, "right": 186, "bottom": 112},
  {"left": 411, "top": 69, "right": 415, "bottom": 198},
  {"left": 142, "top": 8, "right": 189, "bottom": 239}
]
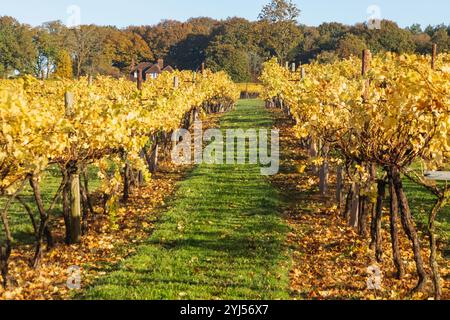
[{"left": 157, "top": 58, "right": 164, "bottom": 69}]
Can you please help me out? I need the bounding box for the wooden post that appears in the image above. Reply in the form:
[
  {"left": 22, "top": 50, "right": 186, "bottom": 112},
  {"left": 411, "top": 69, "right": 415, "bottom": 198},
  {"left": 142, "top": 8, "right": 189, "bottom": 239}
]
[
  {"left": 88, "top": 74, "right": 93, "bottom": 86},
  {"left": 69, "top": 174, "right": 81, "bottom": 243},
  {"left": 137, "top": 68, "right": 143, "bottom": 91},
  {"left": 149, "top": 144, "right": 159, "bottom": 173},
  {"left": 65, "top": 92, "right": 75, "bottom": 117},
  {"left": 300, "top": 67, "right": 305, "bottom": 80},
  {"left": 291, "top": 63, "right": 296, "bottom": 73},
  {"left": 431, "top": 43, "right": 437, "bottom": 70},
  {"left": 193, "top": 71, "right": 197, "bottom": 83},
  {"left": 362, "top": 49, "right": 372, "bottom": 76},
  {"left": 362, "top": 49, "right": 372, "bottom": 100},
  {"left": 285, "top": 61, "right": 289, "bottom": 69},
  {"left": 174, "top": 76, "right": 179, "bottom": 88},
  {"left": 201, "top": 62, "right": 205, "bottom": 74},
  {"left": 65, "top": 92, "right": 81, "bottom": 244}
]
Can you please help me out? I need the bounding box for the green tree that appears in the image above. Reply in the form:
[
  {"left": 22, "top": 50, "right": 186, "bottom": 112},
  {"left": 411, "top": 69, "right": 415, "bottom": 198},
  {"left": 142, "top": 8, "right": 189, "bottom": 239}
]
[
  {"left": 208, "top": 18, "right": 262, "bottom": 80},
  {"left": 258, "top": 0, "right": 300, "bottom": 22},
  {"left": 258, "top": 0, "right": 302, "bottom": 64},
  {"left": 336, "top": 34, "right": 366, "bottom": 58},
  {"left": 33, "top": 21, "right": 70, "bottom": 79},
  {"left": 292, "top": 26, "right": 319, "bottom": 63},
  {"left": 352, "top": 20, "right": 415, "bottom": 54},
  {"left": 432, "top": 28, "right": 450, "bottom": 52},
  {"left": 317, "top": 22, "right": 349, "bottom": 51},
  {"left": 0, "top": 16, "right": 36, "bottom": 77},
  {"left": 206, "top": 43, "right": 251, "bottom": 82},
  {"left": 169, "top": 34, "right": 211, "bottom": 70},
  {"left": 407, "top": 23, "right": 423, "bottom": 35}
]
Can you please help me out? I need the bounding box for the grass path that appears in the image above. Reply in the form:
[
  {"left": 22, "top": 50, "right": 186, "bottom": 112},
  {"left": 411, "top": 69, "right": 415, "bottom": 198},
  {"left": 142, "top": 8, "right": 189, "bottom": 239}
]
[{"left": 84, "top": 100, "right": 291, "bottom": 300}]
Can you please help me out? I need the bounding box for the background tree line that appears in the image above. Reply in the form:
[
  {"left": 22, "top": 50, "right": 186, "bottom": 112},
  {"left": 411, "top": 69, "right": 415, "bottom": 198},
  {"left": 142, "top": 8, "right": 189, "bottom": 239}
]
[{"left": 1, "top": 0, "right": 450, "bottom": 82}]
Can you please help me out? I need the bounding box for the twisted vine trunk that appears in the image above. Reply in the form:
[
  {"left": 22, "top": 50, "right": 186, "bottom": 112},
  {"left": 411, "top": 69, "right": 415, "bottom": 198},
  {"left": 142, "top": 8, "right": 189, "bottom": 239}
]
[
  {"left": 149, "top": 144, "right": 159, "bottom": 174},
  {"left": 358, "top": 194, "right": 370, "bottom": 238},
  {"left": 388, "top": 171, "right": 404, "bottom": 280},
  {"left": 16, "top": 196, "right": 38, "bottom": 235},
  {"left": 349, "top": 183, "right": 360, "bottom": 228},
  {"left": 429, "top": 197, "right": 445, "bottom": 300},
  {"left": 0, "top": 180, "right": 27, "bottom": 287},
  {"left": 343, "top": 186, "right": 354, "bottom": 220},
  {"left": 360, "top": 164, "right": 376, "bottom": 238},
  {"left": 122, "top": 161, "right": 131, "bottom": 203},
  {"left": 0, "top": 240, "right": 11, "bottom": 288},
  {"left": 371, "top": 179, "right": 385, "bottom": 262},
  {"left": 82, "top": 169, "right": 94, "bottom": 214},
  {"left": 80, "top": 180, "right": 90, "bottom": 235},
  {"left": 319, "top": 144, "right": 329, "bottom": 196},
  {"left": 29, "top": 176, "right": 52, "bottom": 268},
  {"left": 391, "top": 167, "right": 427, "bottom": 292},
  {"left": 309, "top": 136, "right": 318, "bottom": 174}
]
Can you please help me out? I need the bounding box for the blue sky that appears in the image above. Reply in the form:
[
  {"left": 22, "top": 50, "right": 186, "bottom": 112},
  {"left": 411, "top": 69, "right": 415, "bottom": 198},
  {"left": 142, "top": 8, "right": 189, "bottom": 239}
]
[{"left": 1, "top": 0, "right": 449, "bottom": 28}]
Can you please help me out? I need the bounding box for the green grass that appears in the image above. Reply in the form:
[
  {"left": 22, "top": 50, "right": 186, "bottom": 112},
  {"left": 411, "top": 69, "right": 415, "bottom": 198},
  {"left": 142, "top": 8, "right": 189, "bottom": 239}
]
[
  {"left": 0, "top": 165, "right": 100, "bottom": 244},
  {"left": 403, "top": 178, "right": 450, "bottom": 253},
  {"left": 83, "top": 99, "right": 291, "bottom": 300},
  {"left": 401, "top": 162, "right": 450, "bottom": 253}
]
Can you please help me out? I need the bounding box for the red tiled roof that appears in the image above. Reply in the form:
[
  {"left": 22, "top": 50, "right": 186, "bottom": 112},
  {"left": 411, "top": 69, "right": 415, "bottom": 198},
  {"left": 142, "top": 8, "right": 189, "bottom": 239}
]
[
  {"left": 163, "top": 66, "right": 174, "bottom": 72},
  {"left": 144, "top": 64, "right": 162, "bottom": 74},
  {"left": 131, "top": 62, "right": 153, "bottom": 73}
]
